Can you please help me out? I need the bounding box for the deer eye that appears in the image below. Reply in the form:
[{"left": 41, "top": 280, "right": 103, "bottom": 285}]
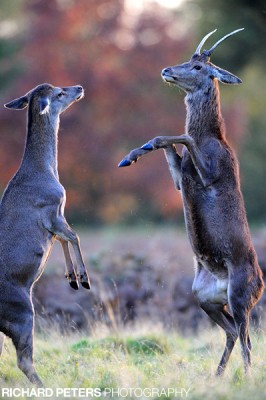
[
  {"left": 193, "top": 65, "right": 202, "bottom": 70},
  {"left": 57, "top": 92, "right": 65, "bottom": 98}
]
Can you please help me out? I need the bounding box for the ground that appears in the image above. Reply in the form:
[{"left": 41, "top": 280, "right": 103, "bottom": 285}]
[
  {"left": 1, "top": 226, "right": 266, "bottom": 399},
  {"left": 0, "top": 324, "right": 266, "bottom": 399}
]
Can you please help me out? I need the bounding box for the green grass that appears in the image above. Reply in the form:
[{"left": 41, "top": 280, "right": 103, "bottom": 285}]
[{"left": 0, "top": 325, "right": 266, "bottom": 399}]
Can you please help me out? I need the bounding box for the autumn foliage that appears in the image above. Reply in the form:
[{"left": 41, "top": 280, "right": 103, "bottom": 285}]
[{"left": 0, "top": 0, "right": 244, "bottom": 224}]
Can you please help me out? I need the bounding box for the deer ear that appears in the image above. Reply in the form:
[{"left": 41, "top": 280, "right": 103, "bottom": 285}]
[
  {"left": 39, "top": 97, "right": 50, "bottom": 115},
  {"left": 211, "top": 66, "right": 242, "bottom": 85},
  {"left": 4, "top": 95, "right": 29, "bottom": 110}
]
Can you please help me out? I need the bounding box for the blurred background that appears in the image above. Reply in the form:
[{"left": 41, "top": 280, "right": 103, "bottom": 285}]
[
  {"left": 0, "top": 0, "right": 265, "bottom": 225},
  {"left": 0, "top": 0, "right": 265, "bottom": 331}
]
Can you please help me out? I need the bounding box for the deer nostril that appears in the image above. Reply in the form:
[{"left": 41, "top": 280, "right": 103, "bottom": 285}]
[
  {"left": 76, "top": 85, "right": 83, "bottom": 92},
  {"left": 162, "top": 67, "right": 171, "bottom": 75}
]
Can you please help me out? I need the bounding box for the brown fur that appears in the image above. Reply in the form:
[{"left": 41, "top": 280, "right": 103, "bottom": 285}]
[{"left": 119, "top": 30, "right": 264, "bottom": 375}]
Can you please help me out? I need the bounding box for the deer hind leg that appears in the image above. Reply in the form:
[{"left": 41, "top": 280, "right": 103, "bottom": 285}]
[
  {"left": 205, "top": 305, "right": 238, "bottom": 376},
  {"left": 228, "top": 265, "right": 264, "bottom": 375},
  {"left": 192, "top": 261, "right": 238, "bottom": 375},
  {"left": 57, "top": 237, "right": 79, "bottom": 290},
  {"left": 2, "top": 290, "right": 43, "bottom": 386},
  {"left": 14, "top": 321, "right": 43, "bottom": 387}
]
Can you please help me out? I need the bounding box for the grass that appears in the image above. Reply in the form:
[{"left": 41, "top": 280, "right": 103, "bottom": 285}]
[
  {"left": 1, "top": 226, "right": 266, "bottom": 399},
  {"left": 0, "top": 324, "right": 266, "bottom": 399}
]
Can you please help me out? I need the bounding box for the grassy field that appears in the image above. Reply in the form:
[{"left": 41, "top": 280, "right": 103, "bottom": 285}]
[
  {"left": 1, "top": 226, "right": 266, "bottom": 399},
  {"left": 0, "top": 323, "right": 266, "bottom": 400}
]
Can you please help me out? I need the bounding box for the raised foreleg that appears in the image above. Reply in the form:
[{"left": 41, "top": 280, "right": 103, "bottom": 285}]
[
  {"left": 118, "top": 135, "right": 185, "bottom": 167},
  {"left": 118, "top": 147, "right": 153, "bottom": 167},
  {"left": 55, "top": 219, "right": 90, "bottom": 289},
  {"left": 44, "top": 214, "right": 90, "bottom": 289},
  {"left": 119, "top": 135, "right": 219, "bottom": 187},
  {"left": 57, "top": 237, "right": 79, "bottom": 290},
  {"left": 119, "top": 140, "right": 183, "bottom": 189}
]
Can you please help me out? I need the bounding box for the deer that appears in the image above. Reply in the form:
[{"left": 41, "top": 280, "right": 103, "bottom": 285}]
[
  {"left": 0, "top": 83, "right": 90, "bottom": 386},
  {"left": 118, "top": 29, "right": 264, "bottom": 376}
]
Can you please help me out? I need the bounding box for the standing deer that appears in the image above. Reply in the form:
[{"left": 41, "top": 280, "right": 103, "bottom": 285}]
[
  {"left": 119, "top": 29, "right": 264, "bottom": 375},
  {"left": 1, "top": 83, "right": 90, "bottom": 386}
]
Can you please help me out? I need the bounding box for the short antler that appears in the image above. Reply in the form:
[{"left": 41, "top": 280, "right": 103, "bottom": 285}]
[
  {"left": 193, "top": 29, "right": 217, "bottom": 56},
  {"left": 203, "top": 28, "right": 244, "bottom": 57}
]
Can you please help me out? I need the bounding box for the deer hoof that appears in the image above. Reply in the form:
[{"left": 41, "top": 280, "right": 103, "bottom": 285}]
[
  {"left": 66, "top": 273, "right": 79, "bottom": 290},
  {"left": 118, "top": 159, "right": 131, "bottom": 167},
  {"left": 81, "top": 281, "right": 90, "bottom": 289},
  {"left": 141, "top": 143, "right": 153, "bottom": 151},
  {"left": 80, "top": 274, "right": 91, "bottom": 289},
  {"left": 69, "top": 280, "right": 79, "bottom": 290}
]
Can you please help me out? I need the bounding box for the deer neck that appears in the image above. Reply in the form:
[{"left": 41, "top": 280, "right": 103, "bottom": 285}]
[
  {"left": 21, "top": 111, "right": 59, "bottom": 177},
  {"left": 185, "top": 80, "right": 225, "bottom": 143}
]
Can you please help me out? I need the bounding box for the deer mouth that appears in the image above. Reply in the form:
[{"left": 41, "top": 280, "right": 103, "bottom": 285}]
[
  {"left": 75, "top": 92, "right": 84, "bottom": 101},
  {"left": 161, "top": 74, "right": 178, "bottom": 84}
]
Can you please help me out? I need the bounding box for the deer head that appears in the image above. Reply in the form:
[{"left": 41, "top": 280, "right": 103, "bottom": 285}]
[
  {"left": 5, "top": 84, "right": 84, "bottom": 116},
  {"left": 161, "top": 29, "right": 244, "bottom": 93}
]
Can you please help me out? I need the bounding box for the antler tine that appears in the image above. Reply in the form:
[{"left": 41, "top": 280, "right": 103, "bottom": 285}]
[
  {"left": 205, "top": 28, "right": 244, "bottom": 56},
  {"left": 194, "top": 29, "right": 217, "bottom": 56}
]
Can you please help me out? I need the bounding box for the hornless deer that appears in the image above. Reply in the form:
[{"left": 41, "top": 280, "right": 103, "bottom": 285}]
[
  {"left": 119, "top": 29, "right": 264, "bottom": 375},
  {"left": 1, "top": 83, "right": 90, "bottom": 385}
]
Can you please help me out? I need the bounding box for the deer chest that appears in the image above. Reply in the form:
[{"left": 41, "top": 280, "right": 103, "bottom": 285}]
[{"left": 181, "top": 153, "right": 203, "bottom": 190}]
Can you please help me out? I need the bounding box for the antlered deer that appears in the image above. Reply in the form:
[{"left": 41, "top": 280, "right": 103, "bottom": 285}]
[{"left": 119, "top": 29, "right": 264, "bottom": 375}]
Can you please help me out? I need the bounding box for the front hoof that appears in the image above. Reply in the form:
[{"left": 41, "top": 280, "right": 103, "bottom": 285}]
[
  {"left": 141, "top": 143, "right": 153, "bottom": 151},
  {"left": 81, "top": 281, "right": 91, "bottom": 290},
  {"left": 80, "top": 274, "right": 91, "bottom": 289},
  {"left": 118, "top": 159, "right": 132, "bottom": 167},
  {"left": 70, "top": 281, "right": 79, "bottom": 290},
  {"left": 66, "top": 273, "right": 79, "bottom": 290}
]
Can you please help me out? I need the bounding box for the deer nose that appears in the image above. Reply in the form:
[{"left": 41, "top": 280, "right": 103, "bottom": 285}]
[
  {"left": 76, "top": 85, "right": 83, "bottom": 92},
  {"left": 162, "top": 67, "right": 171, "bottom": 75}
]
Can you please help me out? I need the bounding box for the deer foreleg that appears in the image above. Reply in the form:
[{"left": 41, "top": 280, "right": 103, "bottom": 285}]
[
  {"left": 118, "top": 135, "right": 186, "bottom": 167},
  {"left": 142, "top": 135, "right": 216, "bottom": 186},
  {"left": 163, "top": 146, "right": 182, "bottom": 190},
  {"left": 44, "top": 216, "right": 90, "bottom": 289},
  {"left": 119, "top": 141, "right": 182, "bottom": 189},
  {"left": 119, "top": 135, "right": 215, "bottom": 187},
  {"left": 56, "top": 220, "right": 90, "bottom": 289},
  {"left": 118, "top": 147, "right": 155, "bottom": 167},
  {"left": 57, "top": 237, "right": 79, "bottom": 290}
]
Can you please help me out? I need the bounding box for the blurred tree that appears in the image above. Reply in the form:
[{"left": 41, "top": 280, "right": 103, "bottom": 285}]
[
  {"left": 240, "top": 66, "right": 266, "bottom": 222},
  {"left": 241, "top": 114, "right": 266, "bottom": 222},
  {"left": 186, "top": 0, "right": 266, "bottom": 226},
  {"left": 0, "top": 0, "right": 255, "bottom": 225},
  {"left": 0, "top": 0, "right": 189, "bottom": 224},
  {"left": 0, "top": 0, "right": 26, "bottom": 91},
  {"left": 184, "top": 0, "right": 266, "bottom": 69}
]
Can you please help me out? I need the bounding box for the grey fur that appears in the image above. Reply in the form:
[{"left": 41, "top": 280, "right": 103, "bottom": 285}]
[
  {"left": 1, "top": 83, "right": 90, "bottom": 386},
  {"left": 118, "top": 30, "right": 264, "bottom": 375}
]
